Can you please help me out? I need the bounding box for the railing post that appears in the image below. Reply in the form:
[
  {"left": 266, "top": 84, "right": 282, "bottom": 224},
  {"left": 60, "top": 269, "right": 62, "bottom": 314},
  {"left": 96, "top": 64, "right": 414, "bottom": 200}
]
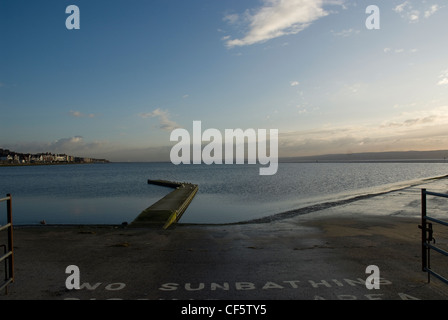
[
  {"left": 420, "top": 189, "right": 448, "bottom": 285},
  {"left": 421, "top": 189, "right": 427, "bottom": 273},
  {"left": 6, "top": 194, "right": 13, "bottom": 283}
]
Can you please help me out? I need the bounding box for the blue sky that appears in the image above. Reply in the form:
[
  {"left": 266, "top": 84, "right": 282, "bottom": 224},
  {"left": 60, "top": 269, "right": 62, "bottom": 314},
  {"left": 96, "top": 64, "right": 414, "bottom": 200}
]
[{"left": 1, "top": 0, "right": 448, "bottom": 161}]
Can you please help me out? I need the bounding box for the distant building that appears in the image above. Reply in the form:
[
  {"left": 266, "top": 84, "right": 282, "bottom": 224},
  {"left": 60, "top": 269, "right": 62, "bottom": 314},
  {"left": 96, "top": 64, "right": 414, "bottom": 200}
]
[
  {"left": 0, "top": 149, "right": 109, "bottom": 165},
  {"left": 54, "top": 154, "right": 67, "bottom": 162}
]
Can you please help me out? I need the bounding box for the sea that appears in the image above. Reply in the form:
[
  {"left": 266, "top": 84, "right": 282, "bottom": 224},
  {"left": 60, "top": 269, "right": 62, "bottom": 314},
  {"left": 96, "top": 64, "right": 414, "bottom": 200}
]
[{"left": 0, "top": 162, "right": 447, "bottom": 225}]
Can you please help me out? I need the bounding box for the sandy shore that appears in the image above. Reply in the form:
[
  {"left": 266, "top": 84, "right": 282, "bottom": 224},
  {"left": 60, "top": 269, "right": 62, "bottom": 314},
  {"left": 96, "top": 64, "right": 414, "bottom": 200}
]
[{"left": 1, "top": 178, "right": 448, "bottom": 301}]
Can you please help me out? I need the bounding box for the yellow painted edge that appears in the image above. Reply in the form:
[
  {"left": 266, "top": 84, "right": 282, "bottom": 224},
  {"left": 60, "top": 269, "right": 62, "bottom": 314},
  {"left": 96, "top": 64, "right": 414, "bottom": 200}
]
[{"left": 163, "top": 211, "right": 178, "bottom": 230}]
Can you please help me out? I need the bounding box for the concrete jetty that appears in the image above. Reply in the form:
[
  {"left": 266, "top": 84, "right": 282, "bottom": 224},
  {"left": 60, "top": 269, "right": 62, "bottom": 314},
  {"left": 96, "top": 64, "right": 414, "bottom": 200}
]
[{"left": 131, "top": 180, "right": 198, "bottom": 229}]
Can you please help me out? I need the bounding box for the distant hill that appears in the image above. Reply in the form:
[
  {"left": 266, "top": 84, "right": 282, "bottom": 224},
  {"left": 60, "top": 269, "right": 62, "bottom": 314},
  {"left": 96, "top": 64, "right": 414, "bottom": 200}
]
[{"left": 280, "top": 150, "right": 448, "bottom": 163}]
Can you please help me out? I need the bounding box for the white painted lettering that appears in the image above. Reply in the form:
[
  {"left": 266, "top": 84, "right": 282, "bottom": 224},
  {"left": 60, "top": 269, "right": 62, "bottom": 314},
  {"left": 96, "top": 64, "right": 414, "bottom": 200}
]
[
  {"left": 79, "top": 282, "right": 102, "bottom": 290},
  {"left": 332, "top": 279, "right": 344, "bottom": 287},
  {"left": 105, "top": 283, "right": 126, "bottom": 291},
  {"left": 210, "top": 282, "right": 229, "bottom": 291},
  {"left": 366, "top": 293, "right": 384, "bottom": 300},
  {"left": 344, "top": 278, "right": 365, "bottom": 286},
  {"left": 398, "top": 292, "right": 420, "bottom": 300},
  {"left": 159, "top": 283, "right": 179, "bottom": 291},
  {"left": 283, "top": 280, "right": 300, "bottom": 288},
  {"left": 235, "top": 282, "right": 256, "bottom": 290},
  {"left": 309, "top": 280, "right": 331, "bottom": 288},
  {"left": 262, "top": 281, "right": 284, "bottom": 290},
  {"left": 185, "top": 283, "right": 205, "bottom": 291}
]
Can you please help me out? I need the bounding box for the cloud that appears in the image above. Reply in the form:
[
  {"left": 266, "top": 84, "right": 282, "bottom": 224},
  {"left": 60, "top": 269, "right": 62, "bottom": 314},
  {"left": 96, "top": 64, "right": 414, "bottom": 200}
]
[
  {"left": 381, "top": 116, "right": 437, "bottom": 128},
  {"left": 438, "top": 78, "right": 448, "bottom": 86},
  {"left": 393, "top": 1, "right": 419, "bottom": 23},
  {"left": 4, "top": 136, "right": 107, "bottom": 156},
  {"left": 408, "top": 10, "right": 420, "bottom": 23},
  {"left": 223, "top": 13, "right": 240, "bottom": 25},
  {"left": 437, "top": 69, "right": 448, "bottom": 86},
  {"left": 223, "top": 0, "right": 338, "bottom": 48},
  {"left": 394, "top": 2, "right": 441, "bottom": 23},
  {"left": 69, "top": 110, "right": 96, "bottom": 118},
  {"left": 50, "top": 136, "right": 86, "bottom": 150},
  {"left": 139, "top": 108, "right": 181, "bottom": 131},
  {"left": 424, "top": 4, "right": 440, "bottom": 18},
  {"left": 382, "top": 106, "right": 448, "bottom": 128},
  {"left": 383, "top": 47, "right": 418, "bottom": 54},
  {"left": 393, "top": 2, "right": 409, "bottom": 13},
  {"left": 278, "top": 106, "right": 448, "bottom": 157},
  {"left": 290, "top": 81, "right": 300, "bottom": 86},
  {"left": 331, "top": 28, "right": 360, "bottom": 37}
]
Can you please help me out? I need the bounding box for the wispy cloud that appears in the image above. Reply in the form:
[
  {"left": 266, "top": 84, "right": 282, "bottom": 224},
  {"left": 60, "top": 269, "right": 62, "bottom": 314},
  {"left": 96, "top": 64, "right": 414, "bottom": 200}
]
[
  {"left": 50, "top": 136, "right": 86, "bottom": 150},
  {"left": 5, "top": 136, "right": 106, "bottom": 156},
  {"left": 393, "top": 1, "right": 410, "bottom": 13},
  {"left": 331, "top": 28, "right": 360, "bottom": 37},
  {"left": 407, "top": 10, "right": 420, "bottom": 23},
  {"left": 424, "top": 4, "right": 440, "bottom": 18},
  {"left": 393, "top": 1, "right": 442, "bottom": 23},
  {"left": 69, "top": 110, "right": 96, "bottom": 118},
  {"left": 223, "top": 13, "right": 240, "bottom": 25},
  {"left": 383, "top": 47, "right": 418, "bottom": 54},
  {"left": 437, "top": 69, "right": 448, "bottom": 86},
  {"left": 279, "top": 106, "right": 448, "bottom": 157},
  {"left": 380, "top": 106, "right": 448, "bottom": 131},
  {"left": 223, "top": 0, "right": 341, "bottom": 48},
  {"left": 139, "top": 108, "right": 181, "bottom": 131},
  {"left": 393, "top": 1, "right": 419, "bottom": 23}
]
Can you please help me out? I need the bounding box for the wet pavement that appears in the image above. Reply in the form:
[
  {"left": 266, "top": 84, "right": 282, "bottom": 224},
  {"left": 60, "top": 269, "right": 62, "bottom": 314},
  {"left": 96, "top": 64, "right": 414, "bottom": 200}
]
[
  {"left": 2, "top": 179, "right": 448, "bottom": 302},
  {"left": 2, "top": 215, "right": 447, "bottom": 301}
]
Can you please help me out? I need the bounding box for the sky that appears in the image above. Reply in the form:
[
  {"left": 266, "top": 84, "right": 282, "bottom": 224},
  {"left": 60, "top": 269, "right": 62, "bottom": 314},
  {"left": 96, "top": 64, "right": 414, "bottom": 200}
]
[{"left": 1, "top": 0, "right": 448, "bottom": 161}]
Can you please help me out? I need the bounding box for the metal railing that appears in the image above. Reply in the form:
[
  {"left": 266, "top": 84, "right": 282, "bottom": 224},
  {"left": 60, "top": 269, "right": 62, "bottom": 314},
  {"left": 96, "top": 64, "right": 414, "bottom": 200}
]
[
  {"left": 0, "top": 194, "right": 14, "bottom": 294},
  {"left": 419, "top": 189, "right": 448, "bottom": 285}
]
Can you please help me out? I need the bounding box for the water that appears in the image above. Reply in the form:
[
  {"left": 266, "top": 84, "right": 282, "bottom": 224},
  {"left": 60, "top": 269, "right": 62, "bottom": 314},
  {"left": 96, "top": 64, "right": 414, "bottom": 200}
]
[{"left": 0, "top": 162, "right": 447, "bottom": 225}]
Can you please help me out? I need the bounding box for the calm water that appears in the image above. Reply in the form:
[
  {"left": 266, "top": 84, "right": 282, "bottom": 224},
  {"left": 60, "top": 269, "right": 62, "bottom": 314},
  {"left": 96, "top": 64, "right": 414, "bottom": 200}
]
[{"left": 0, "top": 162, "right": 447, "bottom": 225}]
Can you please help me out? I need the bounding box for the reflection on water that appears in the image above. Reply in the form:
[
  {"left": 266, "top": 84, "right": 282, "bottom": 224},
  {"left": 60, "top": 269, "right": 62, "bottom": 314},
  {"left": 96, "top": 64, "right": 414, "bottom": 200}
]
[{"left": 9, "top": 196, "right": 155, "bottom": 225}]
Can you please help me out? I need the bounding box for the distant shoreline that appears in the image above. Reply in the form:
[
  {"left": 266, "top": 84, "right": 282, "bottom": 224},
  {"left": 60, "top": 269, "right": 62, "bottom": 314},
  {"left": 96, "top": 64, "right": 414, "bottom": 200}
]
[
  {"left": 0, "top": 161, "right": 110, "bottom": 167},
  {"left": 3, "top": 160, "right": 446, "bottom": 167},
  {"left": 279, "top": 159, "right": 448, "bottom": 163},
  {"left": 280, "top": 150, "right": 448, "bottom": 163}
]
